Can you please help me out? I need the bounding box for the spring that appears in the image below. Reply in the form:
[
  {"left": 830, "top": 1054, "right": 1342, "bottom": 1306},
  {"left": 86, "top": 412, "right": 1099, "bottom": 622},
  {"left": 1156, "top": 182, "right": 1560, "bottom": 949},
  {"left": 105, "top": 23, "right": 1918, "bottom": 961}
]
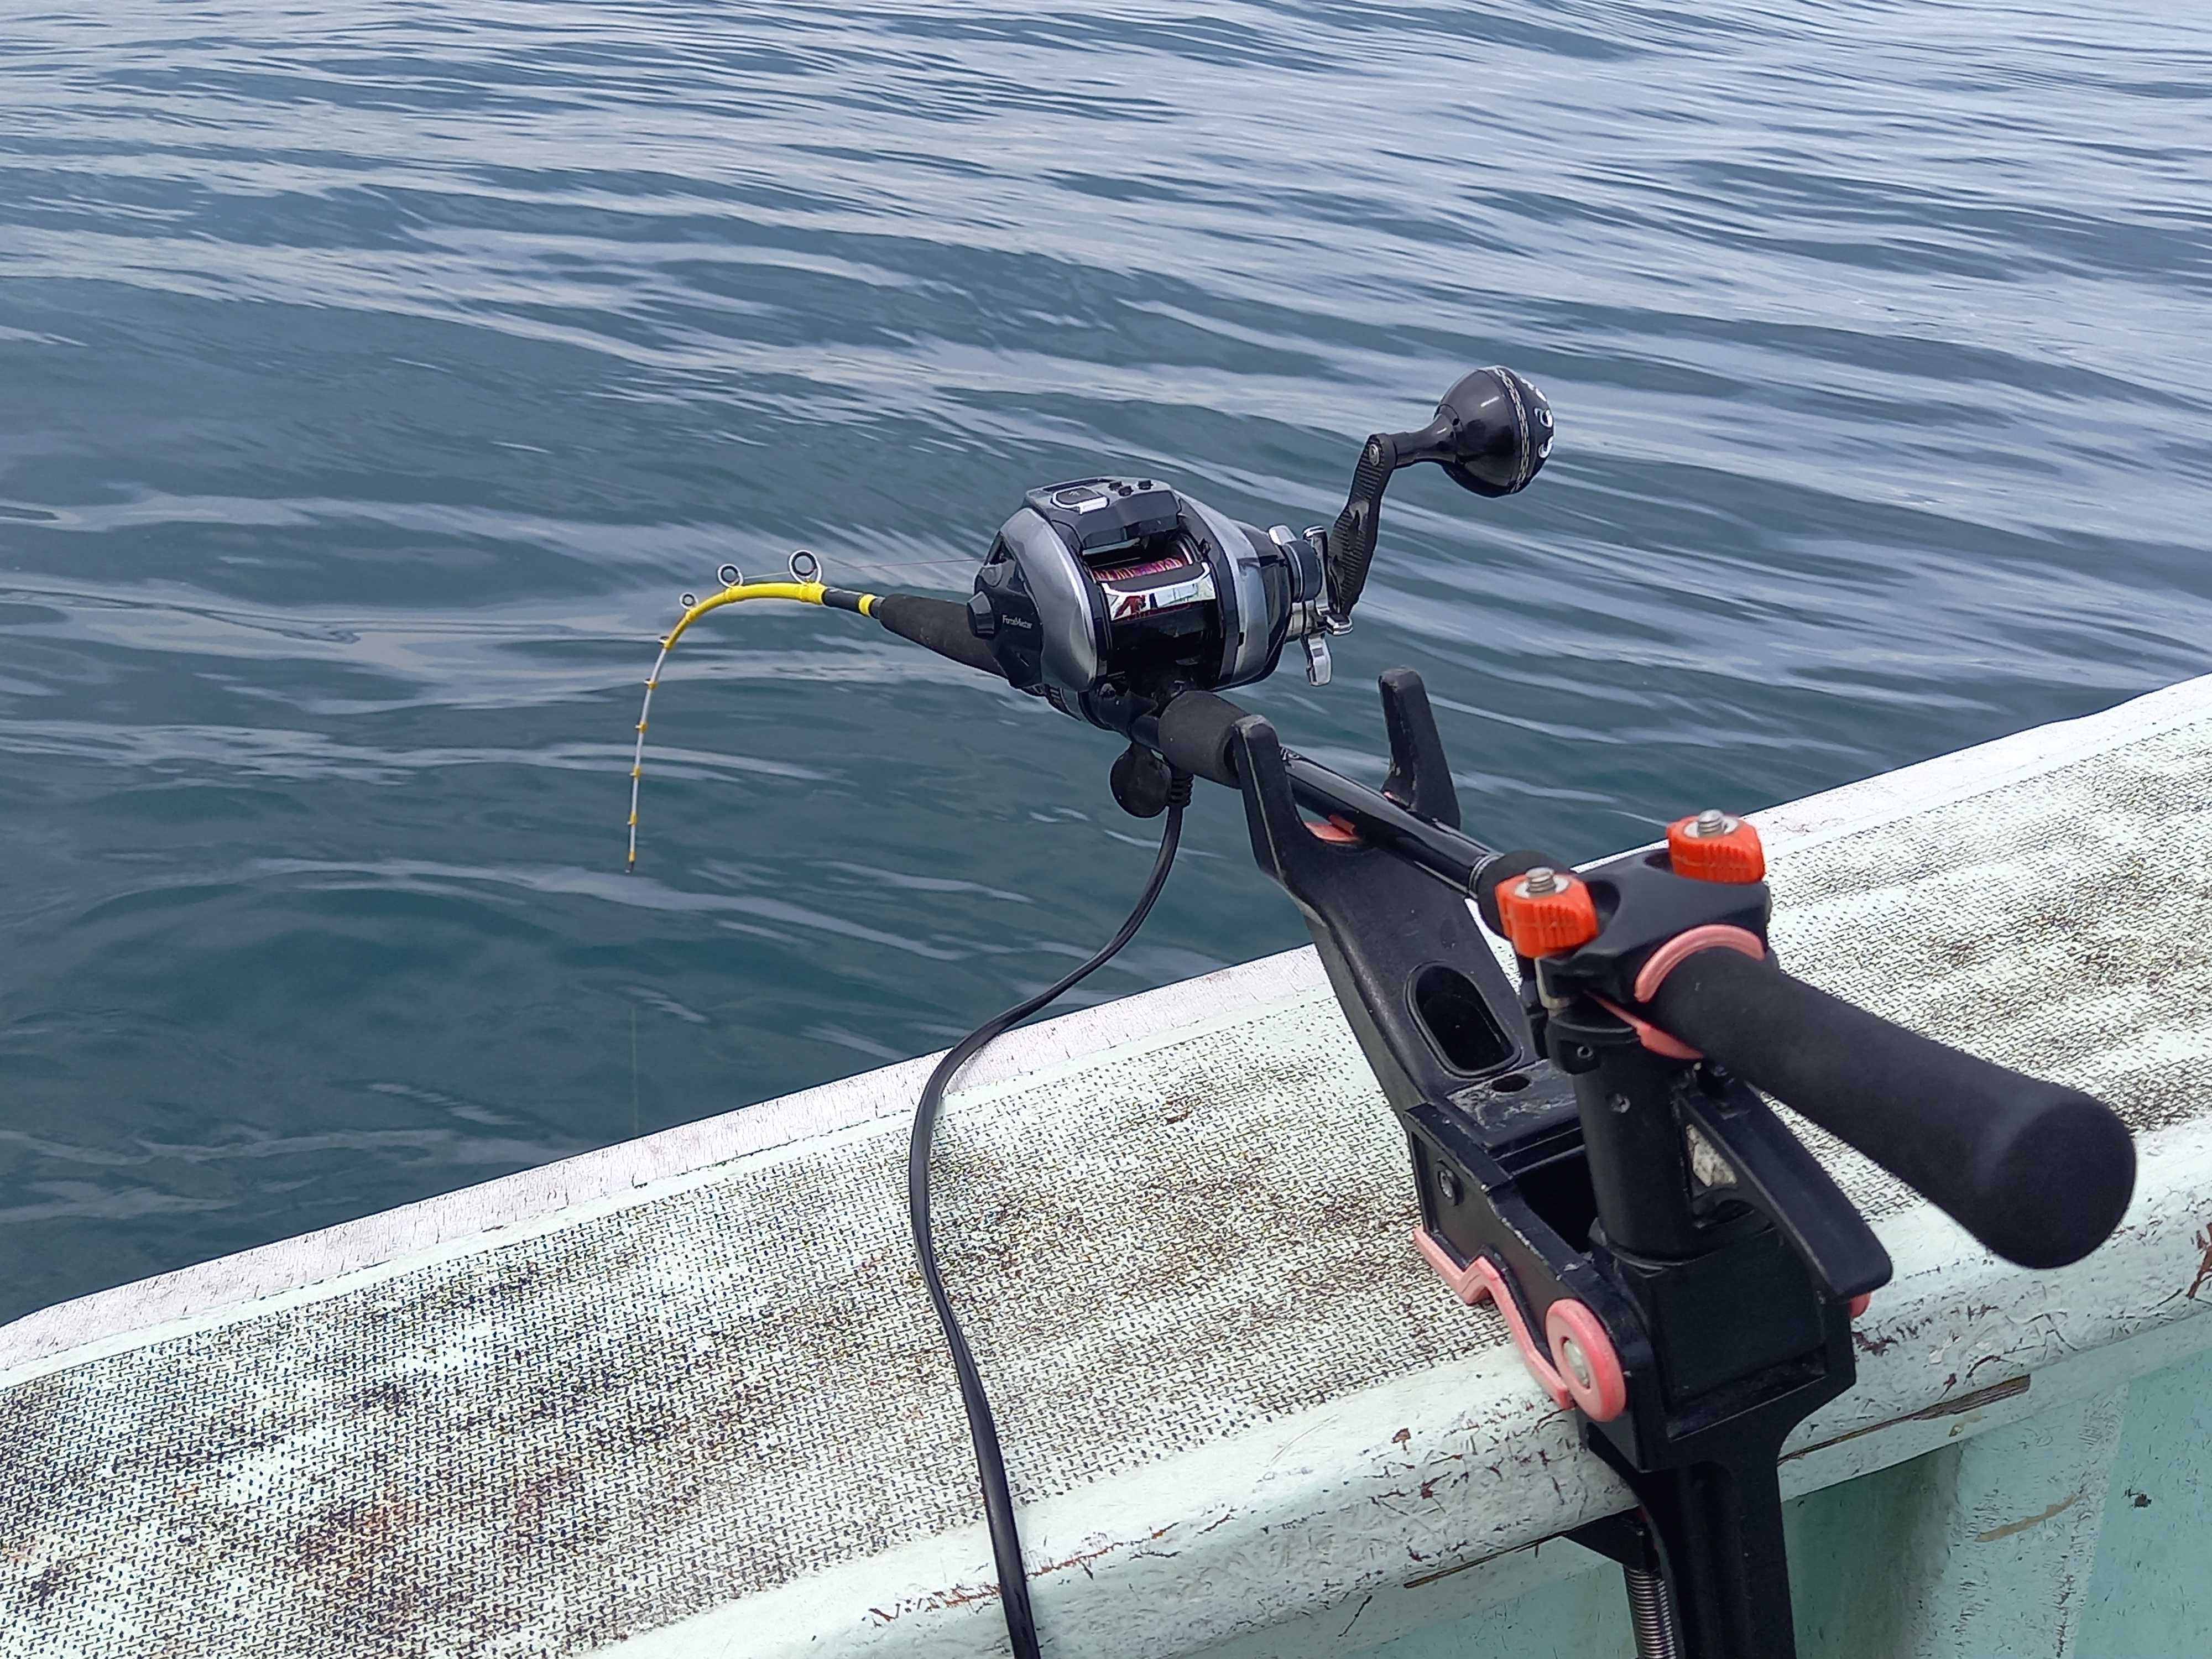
[{"left": 1624, "top": 1566, "right": 1680, "bottom": 1659}]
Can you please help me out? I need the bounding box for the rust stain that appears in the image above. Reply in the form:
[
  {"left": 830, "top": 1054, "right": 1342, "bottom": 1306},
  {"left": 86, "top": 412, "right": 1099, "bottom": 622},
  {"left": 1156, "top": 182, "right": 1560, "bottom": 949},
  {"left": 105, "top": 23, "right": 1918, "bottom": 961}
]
[
  {"left": 2185, "top": 1223, "right": 2212, "bottom": 1301},
  {"left": 1974, "top": 1491, "right": 2081, "bottom": 1543},
  {"left": 288, "top": 1496, "right": 421, "bottom": 1572},
  {"left": 936, "top": 1584, "right": 1000, "bottom": 1609},
  {"left": 871, "top": 1579, "right": 1003, "bottom": 1625},
  {"left": 1037, "top": 1536, "right": 1135, "bottom": 1580}
]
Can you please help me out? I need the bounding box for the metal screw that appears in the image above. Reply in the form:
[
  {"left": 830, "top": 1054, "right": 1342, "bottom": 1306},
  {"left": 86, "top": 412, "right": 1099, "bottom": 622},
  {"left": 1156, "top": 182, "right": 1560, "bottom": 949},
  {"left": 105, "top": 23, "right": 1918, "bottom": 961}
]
[
  {"left": 1523, "top": 866, "right": 1561, "bottom": 896},
  {"left": 1438, "top": 1168, "right": 1464, "bottom": 1205},
  {"left": 1560, "top": 1336, "right": 1595, "bottom": 1390},
  {"left": 1607, "top": 1092, "right": 1632, "bottom": 1115},
  {"left": 1691, "top": 808, "right": 1728, "bottom": 837}
]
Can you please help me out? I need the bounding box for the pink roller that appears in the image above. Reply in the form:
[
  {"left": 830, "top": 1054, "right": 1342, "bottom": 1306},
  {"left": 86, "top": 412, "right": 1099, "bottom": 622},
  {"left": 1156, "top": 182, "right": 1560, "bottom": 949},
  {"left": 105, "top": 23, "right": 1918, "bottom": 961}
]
[{"left": 1411, "top": 1227, "right": 1573, "bottom": 1411}]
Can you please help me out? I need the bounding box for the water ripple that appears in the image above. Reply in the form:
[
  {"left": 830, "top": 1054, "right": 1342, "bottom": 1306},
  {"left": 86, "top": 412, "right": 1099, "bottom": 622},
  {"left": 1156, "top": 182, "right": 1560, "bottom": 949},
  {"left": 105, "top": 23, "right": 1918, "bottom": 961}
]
[{"left": 0, "top": 0, "right": 2206, "bottom": 1318}]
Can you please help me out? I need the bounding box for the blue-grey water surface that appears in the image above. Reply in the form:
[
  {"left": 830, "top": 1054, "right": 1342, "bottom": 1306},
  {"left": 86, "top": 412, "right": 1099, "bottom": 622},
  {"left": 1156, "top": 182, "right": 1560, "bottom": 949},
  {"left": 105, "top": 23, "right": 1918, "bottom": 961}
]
[{"left": 2, "top": 2, "right": 2208, "bottom": 1323}]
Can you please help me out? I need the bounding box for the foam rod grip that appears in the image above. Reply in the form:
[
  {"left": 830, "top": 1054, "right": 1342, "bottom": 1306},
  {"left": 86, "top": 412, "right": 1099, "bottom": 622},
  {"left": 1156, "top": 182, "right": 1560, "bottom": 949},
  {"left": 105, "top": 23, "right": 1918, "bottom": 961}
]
[
  {"left": 1646, "top": 947, "right": 2134, "bottom": 1269},
  {"left": 872, "top": 594, "right": 1005, "bottom": 677},
  {"left": 1152, "top": 690, "right": 1249, "bottom": 788}
]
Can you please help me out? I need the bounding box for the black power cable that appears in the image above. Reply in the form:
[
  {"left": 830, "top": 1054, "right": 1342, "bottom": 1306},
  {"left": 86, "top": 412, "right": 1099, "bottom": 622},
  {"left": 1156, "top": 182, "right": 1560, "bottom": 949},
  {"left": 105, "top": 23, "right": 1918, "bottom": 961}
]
[{"left": 907, "top": 788, "right": 1187, "bottom": 1659}]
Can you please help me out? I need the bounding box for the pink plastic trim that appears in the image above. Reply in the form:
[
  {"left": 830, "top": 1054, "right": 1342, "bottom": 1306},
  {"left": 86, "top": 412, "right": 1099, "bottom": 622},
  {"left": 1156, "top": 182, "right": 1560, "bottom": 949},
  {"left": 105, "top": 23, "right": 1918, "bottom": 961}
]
[
  {"left": 1411, "top": 1228, "right": 1572, "bottom": 1410},
  {"left": 1545, "top": 1297, "right": 1629, "bottom": 1423},
  {"left": 1590, "top": 926, "right": 1767, "bottom": 1059},
  {"left": 1592, "top": 994, "right": 1703, "bottom": 1060},
  {"left": 1631, "top": 924, "right": 1766, "bottom": 1004}
]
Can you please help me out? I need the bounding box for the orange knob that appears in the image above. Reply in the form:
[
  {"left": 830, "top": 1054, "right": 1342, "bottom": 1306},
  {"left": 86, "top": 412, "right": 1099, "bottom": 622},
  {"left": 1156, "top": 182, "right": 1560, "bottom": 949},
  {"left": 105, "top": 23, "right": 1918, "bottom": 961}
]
[
  {"left": 1495, "top": 867, "right": 1600, "bottom": 956},
  {"left": 1667, "top": 810, "right": 1766, "bottom": 884}
]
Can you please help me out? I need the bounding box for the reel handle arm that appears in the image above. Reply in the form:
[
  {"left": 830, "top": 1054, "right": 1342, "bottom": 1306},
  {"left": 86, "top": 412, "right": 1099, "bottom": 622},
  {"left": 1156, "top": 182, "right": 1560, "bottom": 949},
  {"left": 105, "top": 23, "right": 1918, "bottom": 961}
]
[
  {"left": 1320, "top": 367, "right": 1555, "bottom": 623},
  {"left": 1646, "top": 946, "right": 2135, "bottom": 1269},
  {"left": 1322, "top": 431, "right": 1398, "bottom": 623}
]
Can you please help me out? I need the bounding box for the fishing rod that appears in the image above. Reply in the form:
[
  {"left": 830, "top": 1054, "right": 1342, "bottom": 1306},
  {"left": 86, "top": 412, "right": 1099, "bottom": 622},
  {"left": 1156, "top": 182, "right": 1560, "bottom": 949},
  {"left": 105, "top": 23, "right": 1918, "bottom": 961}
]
[{"left": 627, "top": 369, "right": 2135, "bottom": 1659}]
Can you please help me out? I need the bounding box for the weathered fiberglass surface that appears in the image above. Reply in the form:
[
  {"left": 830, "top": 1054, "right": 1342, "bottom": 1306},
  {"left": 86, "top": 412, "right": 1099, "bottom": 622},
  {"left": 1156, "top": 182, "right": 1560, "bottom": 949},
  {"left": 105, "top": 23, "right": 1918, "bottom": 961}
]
[{"left": 0, "top": 676, "right": 2208, "bottom": 1658}]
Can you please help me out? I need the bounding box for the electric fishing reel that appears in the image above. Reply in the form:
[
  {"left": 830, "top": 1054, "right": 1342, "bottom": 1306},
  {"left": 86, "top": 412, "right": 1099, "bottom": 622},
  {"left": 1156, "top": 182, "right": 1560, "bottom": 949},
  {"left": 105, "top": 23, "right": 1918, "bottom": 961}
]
[
  {"left": 629, "top": 365, "right": 1555, "bottom": 861},
  {"left": 965, "top": 478, "right": 1326, "bottom": 716},
  {"left": 961, "top": 367, "right": 1554, "bottom": 724}
]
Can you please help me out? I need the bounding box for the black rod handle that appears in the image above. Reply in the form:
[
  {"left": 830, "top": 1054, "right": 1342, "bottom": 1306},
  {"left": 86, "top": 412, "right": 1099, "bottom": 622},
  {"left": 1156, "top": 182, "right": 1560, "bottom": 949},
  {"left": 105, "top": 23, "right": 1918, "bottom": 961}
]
[
  {"left": 872, "top": 594, "right": 1006, "bottom": 677},
  {"left": 1645, "top": 947, "right": 2134, "bottom": 1269},
  {"left": 1153, "top": 688, "right": 1247, "bottom": 786}
]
